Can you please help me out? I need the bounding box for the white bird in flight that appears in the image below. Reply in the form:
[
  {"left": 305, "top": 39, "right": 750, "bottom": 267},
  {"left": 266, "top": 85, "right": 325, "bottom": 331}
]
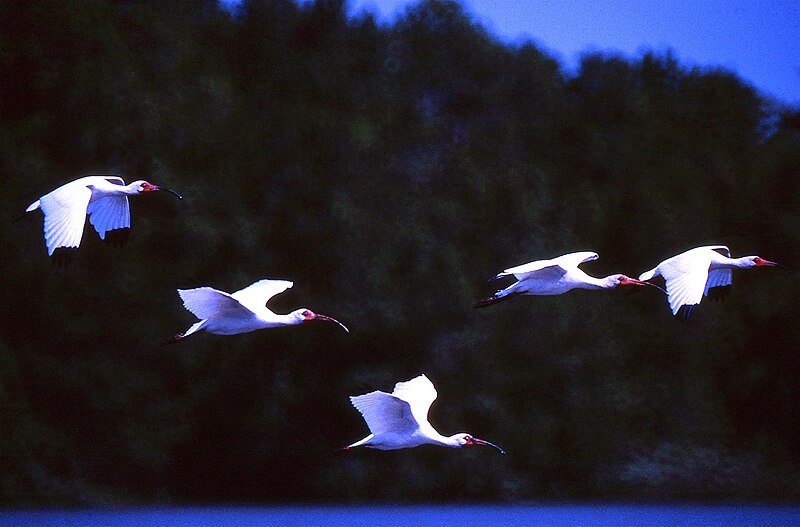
[
  {"left": 638, "top": 245, "right": 783, "bottom": 322},
  {"left": 26, "top": 175, "right": 182, "bottom": 266},
  {"left": 345, "top": 374, "right": 505, "bottom": 454},
  {"left": 172, "top": 278, "right": 349, "bottom": 342},
  {"left": 475, "top": 251, "right": 657, "bottom": 308}
]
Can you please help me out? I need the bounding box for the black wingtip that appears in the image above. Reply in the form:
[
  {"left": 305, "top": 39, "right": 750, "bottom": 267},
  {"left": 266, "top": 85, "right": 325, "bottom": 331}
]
[
  {"left": 104, "top": 228, "right": 130, "bottom": 248},
  {"left": 676, "top": 304, "right": 698, "bottom": 323},
  {"left": 51, "top": 248, "right": 78, "bottom": 268},
  {"left": 706, "top": 285, "right": 731, "bottom": 302}
]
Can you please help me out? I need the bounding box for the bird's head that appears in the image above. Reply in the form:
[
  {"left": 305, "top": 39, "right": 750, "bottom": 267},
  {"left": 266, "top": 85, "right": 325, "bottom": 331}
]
[
  {"left": 749, "top": 256, "right": 783, "bottom": 269},
  {"left": 133, "top": 180, "right": 183, "bottom": 199},
  {"left": 609, "top": 274, "right": 646, "bottom": 288},
  {"left": 295, "top": 308, "right": 350, "bottom": 333},
  {"left": 451, "top": 433, "right": 506, "bottom": 454},
  {"left": 609, "top": 274, "right": 667, "bottom": 294}
]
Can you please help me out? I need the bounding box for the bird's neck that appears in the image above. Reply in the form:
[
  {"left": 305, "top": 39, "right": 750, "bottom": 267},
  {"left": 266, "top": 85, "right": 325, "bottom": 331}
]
[
  {"left": 420, "top": 427, "right": 458, "bottom": 448},
  {"left": 579, "top": 275, "right": 616, "bottom": 290},
  {"left": 258, "top": 310, "right": 303, "bottom": 327},
  {"left": 123, "top": 184, "right": 142, "bottom": 195},
  {"left": 439, "top": 434, "right": 463, "bottom": 448},
  {"left": 104, "top": 183, "right": 141, "bottom": 196},
  {"left": 711, "top": 255, "right": 752, "bottom": 270},
  {"left": 87, "top": 180, "right": 138, "bottom": 196}
]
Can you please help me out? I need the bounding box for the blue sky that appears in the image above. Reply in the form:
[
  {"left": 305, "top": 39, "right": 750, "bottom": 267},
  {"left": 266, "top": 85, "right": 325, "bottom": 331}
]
[{"left": 344, "top": 0, "right": 800, "bottom": 106}]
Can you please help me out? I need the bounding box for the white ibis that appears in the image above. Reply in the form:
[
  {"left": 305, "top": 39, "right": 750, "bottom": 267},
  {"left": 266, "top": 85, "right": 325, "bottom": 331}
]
[
  {"left": 475, "top": 251, "right": 656, "bottom": 308},
  {"left": 345, "top": 374, "right": 505, "bottom": 454},
  {"left": 172, "top": 279, "right": 349, "bottom": 341},
  {"left": 638, "top": 245, "right": 783, "bottom": 322},
  {"left": 26, "top": 175, "right": 182, "bottom": 266}
]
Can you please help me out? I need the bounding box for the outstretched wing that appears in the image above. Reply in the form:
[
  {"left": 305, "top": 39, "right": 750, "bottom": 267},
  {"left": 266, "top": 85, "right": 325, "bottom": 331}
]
[
  {"left": 709, "top": 246, "right": 731, "bottom": 258},
  {"left": 497, "top": 252, "right": 598, "bottom": 281},
  {"left": 38, "top": 181, "right": 92, "bottom": 255},
  {"left": 350, "top": 391, "right": 417, "bottom": 435},
  {"left": 497, "top": 259, "right": 564, "bottom": 281},
  {"left": 704, "top": 269, "right": 732, "bottom": 298},
  {"left": 664, "top": 269, "right": 708, "bottom": 317},
  {"left": 553, "top": 251, "right": 600, "bottom": 270},
  {"left": 660, "top": 249, "right": 713, "bottom": 317},
  {"left": 87, "top": 196, "right": 130, "bottom": 239},
  {"left": 391, "top": 374, "right": 438, "bottom": 427},
  {"left": 704, "top": 246, "right": 733, "bottom": 300},
  {"left": 231, "top": 279, "right": 293, "bottom": 313},
  {"left": 178, "top": 287, "right": 251, "bottom": 320}
]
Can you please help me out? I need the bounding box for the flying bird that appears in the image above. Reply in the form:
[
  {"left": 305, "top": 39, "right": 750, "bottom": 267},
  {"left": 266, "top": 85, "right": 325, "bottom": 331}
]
[
  {"left": 475, "top": 251, "right": 656, "bottom": 308},
  {"left": 172, "top": 279, "right": 349, "bottom": 341},
  {"left": 26, "top": 175, "right": 182, "bottom": 266},
  {"left": 638, "top": 245, "right": 783, "bottom": 322},
  {"left": 345, "top": 374, "right": 505, "bottom": 454}
]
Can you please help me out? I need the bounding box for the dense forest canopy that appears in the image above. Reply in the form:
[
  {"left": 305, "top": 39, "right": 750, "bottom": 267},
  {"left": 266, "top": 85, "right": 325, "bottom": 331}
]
[{"left": 1, "top": 0, "right": 799, "bottom": 504}]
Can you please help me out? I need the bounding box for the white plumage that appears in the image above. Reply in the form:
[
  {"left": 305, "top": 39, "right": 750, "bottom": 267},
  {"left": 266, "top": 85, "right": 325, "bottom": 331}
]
[
  {"left": 26, "top": 175, "right": 181, "bottom": 265},
  {"left": 638, "top": 245, "right": 782, "bottom": 321},
  {"left": 475, "top": 251, "right": 653, "bottom": 307},
  {"left": 173, "top": 279, "right": 349, "bottom": 341},
  {"left": 346, "top": 374, "right": 505, "bottom": 453}
]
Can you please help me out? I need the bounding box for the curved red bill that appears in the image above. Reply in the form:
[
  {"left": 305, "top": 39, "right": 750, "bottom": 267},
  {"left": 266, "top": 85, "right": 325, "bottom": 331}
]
[
  {"left": 755, "top": 258, "right": 786, "bottom": 269},
  {"left": 626, "top": 277, "right": 666, "bottom": 294},
  {"left": 154, "top": 185, "right": 183, "bottom": 199},
  {"left": 467, "top": 437, "right": 506, "bottom": 454},
  {"left": 314, "top": 314, "right": 350, "bottom": 333}
]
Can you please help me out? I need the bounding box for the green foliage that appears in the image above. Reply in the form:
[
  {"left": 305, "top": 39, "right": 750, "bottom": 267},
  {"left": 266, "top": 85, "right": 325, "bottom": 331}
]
[{"left": 1, "top": 0, "right": 798, "bottom": 504}]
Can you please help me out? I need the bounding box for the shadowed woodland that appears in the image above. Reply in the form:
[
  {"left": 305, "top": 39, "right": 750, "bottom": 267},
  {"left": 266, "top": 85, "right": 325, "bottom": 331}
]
[{"left": 1, "top": 0, "right": 799, "bottom": 505}]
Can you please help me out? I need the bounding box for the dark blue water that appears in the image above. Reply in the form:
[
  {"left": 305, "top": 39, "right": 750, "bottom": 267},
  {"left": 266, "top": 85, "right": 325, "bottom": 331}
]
[{"left": 2, "top": 504, "right": 798, "bottom": 526}]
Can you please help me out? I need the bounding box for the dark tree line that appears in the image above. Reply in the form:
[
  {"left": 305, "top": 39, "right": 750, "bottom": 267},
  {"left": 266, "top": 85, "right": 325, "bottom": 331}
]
[{"left": 1, "top": 0, "right": 799, "bottom": 505}]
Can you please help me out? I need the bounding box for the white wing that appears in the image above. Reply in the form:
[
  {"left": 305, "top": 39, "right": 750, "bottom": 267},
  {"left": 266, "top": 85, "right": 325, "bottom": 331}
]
[
  {"left": 552, "top": 251, "right": 600, "bottom": 270},
  {"left": 704, "top": 269, "right": 732, "bottom": 296},
  {"left": 704, "top": 246, "right": 732, "bottom": 296},
  {"left": 663, "top": 270, "right": 708, "bottom": 315},
  {"left": 350, "top": 391, "right": 417, "bottom": 435},
  {"left": 38, "top": 181, "right": 92, "bottom": 255},
  {"left": 178, "top": 287, "right": 252, "bottom": 320},
  {"left": 230, "top": 279, "right": 293, "bottom": 313},
  {"left": 499, "top": 252, "right": 598, "bottom": 281},
  {"left": 87, "top": 196, "right": 130, "bottom": 239},
  {"left": 101, "top": 176, "right": 125, "bottom": 186},
  {"left": 659, "top": 249, "right": 713, "bottom": 315},
  {"left": 390, "top": 374, "right": 438, "bottom": 428},
  {"left": 709, "top": 246, "right": 731, "bottom": 258}
]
